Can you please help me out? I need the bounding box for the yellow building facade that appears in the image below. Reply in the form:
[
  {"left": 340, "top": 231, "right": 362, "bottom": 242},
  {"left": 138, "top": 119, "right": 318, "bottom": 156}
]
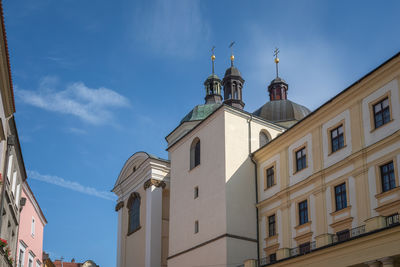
[{"left": 252, "top": 52, "right": 400, "bottom": 267}]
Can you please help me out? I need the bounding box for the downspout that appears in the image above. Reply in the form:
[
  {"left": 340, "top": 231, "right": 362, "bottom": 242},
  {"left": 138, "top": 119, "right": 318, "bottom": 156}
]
[{"left": 247, "top": 115, "right": 260, "bottom": 263}]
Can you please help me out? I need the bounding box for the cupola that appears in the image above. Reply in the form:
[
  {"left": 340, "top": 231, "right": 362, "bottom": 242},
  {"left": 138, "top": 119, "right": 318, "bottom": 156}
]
[{"left": 222, "top": 42, "right": 245, "bottom": 109}]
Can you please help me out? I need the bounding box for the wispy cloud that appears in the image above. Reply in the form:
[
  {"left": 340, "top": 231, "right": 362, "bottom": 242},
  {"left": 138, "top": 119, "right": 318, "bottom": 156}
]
[
  {"left": 28, "top": 170, "right": 116, "bottom": 201},
  {"left": 131, "top": 0, "right": 209, "bottom": 57},
  {"left": 67, "top": 127, "right": 87, "bottom": 135},
  {"left": 16, "top": 76, "right": 130, "bottom": 125}
]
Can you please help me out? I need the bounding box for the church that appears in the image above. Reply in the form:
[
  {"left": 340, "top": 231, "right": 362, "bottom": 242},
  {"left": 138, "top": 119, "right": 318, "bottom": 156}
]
[{"left": 112, "top": 49, "right": 400, "bottom": 267}]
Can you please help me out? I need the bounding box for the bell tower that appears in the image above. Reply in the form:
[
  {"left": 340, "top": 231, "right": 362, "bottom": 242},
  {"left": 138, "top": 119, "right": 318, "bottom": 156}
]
[
  {"left": 222, "top": 42, "right": 245, "bottom": 109},
  {"left": 204, "top": 47, "right": 222, "bottom": 104},
  {"left": 268, "top": 48, "right": 288, "bottom": 101}
]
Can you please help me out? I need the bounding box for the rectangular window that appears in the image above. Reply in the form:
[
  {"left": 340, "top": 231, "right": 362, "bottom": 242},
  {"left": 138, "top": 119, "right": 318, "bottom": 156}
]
[
  {"left": 266, "top": 167, "right": 274, "bottom": 189},
  {"left": 331, "top": 125, "right": 344, "bottom": 153},
  {"left": 194, "top": 186, "right": 199, "bottom": 199},
  {"left": 299, "top": 242, "right": 311, "bottom": 254},
  {"left": 298, "top": 200, "right": 308, "bottom": 225},
  {"left": 373, "top": 97, "right": 390, "bottom": 128},
  {"left": 268, "top": 214, "right": 276, "bottom": 237},
  {"left": 380, "top": 161, "right": 395, "bottom": 192},
  {"left": 269, "top": 253, "right": 276, "bottom": 263},
  {"left": 31, "top": 217, "right": 35, "bottom": 237},
  {"left": 194, "top": 221, "right": 199, "bottom": 234},
  {"left": 334, "top": 183, "right": 347, "bottom": 211},
  {"left": 18, "top": 249, "right": 24, "bottom": 267},
  {"left": 295, "top": 147, "right": 307, "bottom": 172},
  {"left": 7, "top": 155, "right": 13, "bottom": 183},
  {"left": 28, "top": 259, "right": 33, "bottom": 267}
]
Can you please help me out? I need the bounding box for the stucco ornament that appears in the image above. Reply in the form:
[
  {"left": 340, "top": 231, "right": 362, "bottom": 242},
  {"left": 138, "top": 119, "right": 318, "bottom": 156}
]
[{"left": 143, "top": 178, "right": 166, "bottom": 190}]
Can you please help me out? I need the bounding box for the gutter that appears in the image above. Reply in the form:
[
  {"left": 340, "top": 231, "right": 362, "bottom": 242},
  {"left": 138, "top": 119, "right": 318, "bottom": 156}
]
[{"left": 247, "top": 114, "right": 260, "bottom": 262}]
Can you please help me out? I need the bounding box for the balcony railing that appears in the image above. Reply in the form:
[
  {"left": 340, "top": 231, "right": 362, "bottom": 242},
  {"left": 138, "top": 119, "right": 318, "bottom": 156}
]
[
  {"left": 332, "top": 225, "right": 365, "bottom": 243},
  {"left": 289, "top": 241, "right": 316, "bottom": 257},
  {"left": 386, "top": 214, "right": 400, "bottom": 227}
]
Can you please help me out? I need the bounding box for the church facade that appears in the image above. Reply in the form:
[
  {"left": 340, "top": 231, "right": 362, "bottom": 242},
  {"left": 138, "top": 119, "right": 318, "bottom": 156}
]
[{"left": 113, "top": 50, "right": 400, "bottom": 267}]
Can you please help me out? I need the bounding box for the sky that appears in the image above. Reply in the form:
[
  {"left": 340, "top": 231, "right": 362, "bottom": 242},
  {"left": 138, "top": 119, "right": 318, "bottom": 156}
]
[{"left": 2, "top": 0, "right": 400, "bottom": 266}]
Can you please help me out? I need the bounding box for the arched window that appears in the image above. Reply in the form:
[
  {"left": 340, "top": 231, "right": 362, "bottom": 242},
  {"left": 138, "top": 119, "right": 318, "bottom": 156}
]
[
  {"left": 190, "top": 138, "right": 201, "bottom": 169},
  {"left": 127, "top": 192, "right": 141, "bottom": 234},
  {"left": 259, "top": 131, "right": 270, "bottom": 147}
]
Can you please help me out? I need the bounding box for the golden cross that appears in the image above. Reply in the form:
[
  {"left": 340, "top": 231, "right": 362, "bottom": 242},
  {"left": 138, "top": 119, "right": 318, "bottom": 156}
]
[{"left": 274, "top": 48, "right": 280, "bottom": 78}]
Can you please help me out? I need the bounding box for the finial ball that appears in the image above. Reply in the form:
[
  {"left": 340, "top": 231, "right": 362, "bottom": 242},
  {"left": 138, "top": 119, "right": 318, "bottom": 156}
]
[
  {"left": 211, "top": 55, "right": 216, "bottom": 61},
  {"left": 231, "top": 54, "right": 235, "bottom": 61},
  {"left": 274, "top": 57, "right": 279, "bottom": 63}
]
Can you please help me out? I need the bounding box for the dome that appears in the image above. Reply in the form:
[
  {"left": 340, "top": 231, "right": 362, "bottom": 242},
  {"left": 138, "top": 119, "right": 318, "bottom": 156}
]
[
  {"left": 205, "top": 73, "right": 221, "bottom": 81},
  {"left": 180, "top": 103, "right": 221, "bottom": 124},
  {"left": 82, "top": 260, "right": 98, "bottom": 267},
  {"left": 253, "top": 99, "right": 311, "bottom": 125},
  {"left": 224, "top": 66, "right": 242, "bottom": 77},
  {"left": 270, "top": 77, "right": 287, "bottom": 85}
]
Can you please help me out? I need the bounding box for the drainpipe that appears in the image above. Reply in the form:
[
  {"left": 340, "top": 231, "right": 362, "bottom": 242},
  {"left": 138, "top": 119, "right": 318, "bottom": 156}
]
[{"left": 247, "top": 115, "right": 260, "bottom": 263}]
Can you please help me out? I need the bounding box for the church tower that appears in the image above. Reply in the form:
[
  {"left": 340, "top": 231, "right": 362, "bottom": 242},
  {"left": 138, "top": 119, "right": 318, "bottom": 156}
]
[
  {"left": 222, "top": 43, "right": 245, "bottom": 109},
  {"left": 204, "top": 48, "right": 222, "bottom": 104}
]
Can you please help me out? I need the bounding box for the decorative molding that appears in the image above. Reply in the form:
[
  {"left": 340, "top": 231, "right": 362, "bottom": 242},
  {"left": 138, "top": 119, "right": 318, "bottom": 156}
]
[
  {"left": 144, "top": 178, "right": 166, "bottom": 190},
  {"left": 115, "top": 201, "right": 124, "bottom": 212}
]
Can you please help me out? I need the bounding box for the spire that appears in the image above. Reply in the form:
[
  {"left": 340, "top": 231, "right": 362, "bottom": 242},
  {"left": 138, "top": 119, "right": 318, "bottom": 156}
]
[
  {"left": 274, "top": 48, "right": 280, "bottom": 78},
  {"left": 204, "top": 46, "right": 222, "bottom": 104},
  {"left": 223, "top": 42, "right": 245, "bottom": 109},
  {"left": 268, "top": 48, "right": 288, "bottom": 101},
  {"left": 229, "top": 41, "right": 235, "bottom": 67}
]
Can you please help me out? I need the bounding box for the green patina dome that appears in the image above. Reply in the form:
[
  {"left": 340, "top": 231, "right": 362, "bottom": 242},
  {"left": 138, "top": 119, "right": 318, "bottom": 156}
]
[{"left": 180, "top": 103, "right": 221, "bottom": 124}]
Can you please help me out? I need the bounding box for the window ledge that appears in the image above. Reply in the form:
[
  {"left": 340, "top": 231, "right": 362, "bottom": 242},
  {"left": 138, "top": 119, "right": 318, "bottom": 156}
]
[
  {"left": 189, "top": 164, "right": 201, "bottom": 172},
  {"left": 370, "top": 119, "right": 394, "bottom": 133},
  {"left": 330, "top": 205, "right": 352, "bottom": 217},
  {"left": 375, "top": 186, "right": 400, "bottom": 199},
  {"left": 264, "top": 184, "right": 277, "bottom": 191},
  {"left": 328, "top": 144, "right": 347, "bottom": 156},
  {"left": 295, "top": 221, "right": 312, "bottom": 230},
  {"left": 127, "top": 226, "right": 142, "bottom": 236},
  {"left": 293, "top": 166, "right": 308, "bottom": 175}
]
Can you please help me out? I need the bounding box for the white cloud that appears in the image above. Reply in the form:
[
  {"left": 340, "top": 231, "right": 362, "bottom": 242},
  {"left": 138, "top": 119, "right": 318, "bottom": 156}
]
[
  {"left": 28, "top": 170, "right": 116, "bottom": 201},
  {"left": 16, "top": 76, "right": 129, "bottom": 125},
  {"left": 131, "top": 0, "right": 209, "bottom": 57}
]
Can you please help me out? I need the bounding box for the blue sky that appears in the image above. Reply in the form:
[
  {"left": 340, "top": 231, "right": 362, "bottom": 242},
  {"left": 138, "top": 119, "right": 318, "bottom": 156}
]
[{"left": 3, "top": 0, "right": 400, "bottom": 266}]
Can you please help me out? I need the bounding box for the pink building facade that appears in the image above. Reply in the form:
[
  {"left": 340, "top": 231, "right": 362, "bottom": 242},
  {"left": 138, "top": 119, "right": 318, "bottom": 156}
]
[{"left": 16, "top": 183, "right": 47, "bottom": 267}]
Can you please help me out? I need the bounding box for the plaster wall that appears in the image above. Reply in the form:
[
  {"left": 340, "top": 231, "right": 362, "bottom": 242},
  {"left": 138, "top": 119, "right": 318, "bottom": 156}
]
[
  {"left": 168, "top": 110, "right": 227, "bottom": 257},
  {"left": 16, "top": 187, "right": 45, "bottom": 267}
]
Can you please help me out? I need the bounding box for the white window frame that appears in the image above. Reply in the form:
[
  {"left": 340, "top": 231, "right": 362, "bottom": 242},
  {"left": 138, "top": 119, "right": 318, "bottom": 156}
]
[
  {"left": 18, "top": 241, "right": 27, "bottom": 267},
  {"left": 36, "top": 260, "right": 41, "bottom": 267},
  {"left": 31, "top": 217, "right": 35, "bottom": 237},
  {"left": 6, "top": 154, "right": 13, "bottom": 183},
  {"left": 11, "top": 171, "right": 17, "bottom": 196},
  {"left": 15, "top": 183, "right": 21, "bottom": 206},
  {"left": 27, "top": 253, "right": 33, "bottom": 267}
]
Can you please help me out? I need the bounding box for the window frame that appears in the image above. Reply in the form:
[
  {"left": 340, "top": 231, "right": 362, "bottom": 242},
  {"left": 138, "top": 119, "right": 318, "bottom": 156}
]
[
  {"left": 194, "top": 186, "right": 199, "bottom": 199},
  {"left": 334, "top": 182, "right": 347, "bottom": 211},
  {"left": 268, "top": 214, "right": 276, "bottom": 237},
  {"left": 368, "top": 92, "right": 393, "bottom": 131},
  {"left": 190, "top": 138, "right": 201, "bottom": 170},
  {"left": 31, "top": 217, "right": 35, "bottom": 237},
  {"left": 294, "top": 146, "right": 307, "bottom": 173},
  {"left": 264, "top": 164, "right": 275, "bottom": 190},
  {"left": 18, "top": 242, "right": 27, "bottom": 267},
  {"left": 380, "top": 161, "right": 396, "bottom": 193},
  {"left": 329, "top": 123, "right": 345, "bottom": 153},
  {"left": 298, "top": 200, "right": 309, "bottom": 225},
  {"left": 259, "top": 130, "right": 271, "bottom": 148},
  {"left": 127, "top": 192, "right": 141, "bottom": 235}
]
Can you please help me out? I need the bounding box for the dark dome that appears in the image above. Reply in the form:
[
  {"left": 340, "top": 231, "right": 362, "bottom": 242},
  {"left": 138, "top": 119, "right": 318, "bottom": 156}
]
[
  {"left": 253, "top": 99, "right": 311, "bottom": 123},
  {"left": 270, "top": 77, "right": 287, "bottom": 85},
  {"left": 180, "top": 103, "right": 221, "bottom": 124},
  {"left": 224, "top": 66, "right": 242, "bottom": 77}
]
